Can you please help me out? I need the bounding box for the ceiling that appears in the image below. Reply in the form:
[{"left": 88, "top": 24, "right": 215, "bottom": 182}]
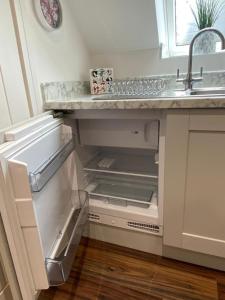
[{"left": 69, "top": 0, "right": 160, "bottom": 54}]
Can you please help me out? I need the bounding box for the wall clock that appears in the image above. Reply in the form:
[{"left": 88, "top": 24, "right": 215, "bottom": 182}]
[{"left": 34, "top": 0, "right": 62, "bottom": 31}]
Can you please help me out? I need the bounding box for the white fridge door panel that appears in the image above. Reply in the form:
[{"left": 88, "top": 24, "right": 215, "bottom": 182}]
[
  {"left": 31, "top": 152, "right": 75, "bottom": 258},
  {"left": 12, "top": 124, "right": 72, "bottom": 173},
  {"left": 0, "top": 118, "right": 63, "bottom": 160},
  {"left": 22, "top": 228, "right": 49, "bottom": 290},
  {"left": 15, "top": 198, "right": 36, "bottom": 227},
  {"left": 4, "top": 115, "right": 54, "bottom": 142},
  {"left": 9, "top": 154, "right": 75, "bottom": 257},
  {"left": 8, "top": 160, "right": 48, "bottom": 289},
  {"left": 7, "top": 122, "right": 89, "bottom": 289}
]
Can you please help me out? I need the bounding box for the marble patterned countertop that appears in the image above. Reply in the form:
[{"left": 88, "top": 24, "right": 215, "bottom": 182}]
[
  {"left": 43, "top": 94, "right": 225, "bottom": 110},
  {"left": 42, "top": 71, "right": 225, "bottom": 110}
]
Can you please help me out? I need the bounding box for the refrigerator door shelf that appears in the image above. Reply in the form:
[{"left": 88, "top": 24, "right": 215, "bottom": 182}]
[
  {"left": 46, "top": 190, "right": 88, "bottom": 286},
  {"left": 29, "top": 139, "right": 75, "bottom": 192}
]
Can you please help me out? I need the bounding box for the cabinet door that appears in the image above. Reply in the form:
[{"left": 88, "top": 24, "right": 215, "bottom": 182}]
[
  {"left": 8, "top": 123, "right": 88, "bottom": 289},
  {"left": 0, "top": 68, "right": 11, "bottom": 130},
  {"left": 164, "top": 110, "right": 225, "bottom": 258},
  {"left": 0, "top": 286, "right": 13, "bottom": 300},
  {"left": 0, "top": 259, "right": 6, "bottom": 293},
  {"left": 0, "top": 215, "right": 20, "bottom": 300},
  {"left": 0, "top": 0, "right": 30, "bottom": 124}
]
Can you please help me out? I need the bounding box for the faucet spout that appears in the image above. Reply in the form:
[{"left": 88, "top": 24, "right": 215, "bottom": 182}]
[{"left": 185, "top": 28, "right": 225, "bottom": 90}]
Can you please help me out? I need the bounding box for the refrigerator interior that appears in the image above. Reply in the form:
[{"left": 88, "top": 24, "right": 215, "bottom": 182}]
[
  {"left": 74, "top": 144, "right": 162, "bottom": 234},
  {"left": 84, "top": 147, "right": 158, "bottom": 208},
  {"left": 71, "top": 116, "right": 163, "bottom": 235}
]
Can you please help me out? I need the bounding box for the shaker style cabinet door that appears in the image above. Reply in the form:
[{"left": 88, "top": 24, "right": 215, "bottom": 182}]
[
  {"left": 0, "top": 68, "right": 11, "bottom": 130},
  {"left": 0, "top": 0, "right": 30, "bottom": 127},
  {"left": 164, "top": 110, "right": 225, "bottom": 258},
  {"left": 0, "top": 216, "right": 16, "bottom": 300},
  {"left": 0, "top": 259, "right": 6, "bottom": 293}
]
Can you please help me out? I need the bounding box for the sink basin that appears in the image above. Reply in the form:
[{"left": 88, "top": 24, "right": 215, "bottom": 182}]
[
  {"left": 91, "top": 88, "right": 225, "bottom": 100},
  {"left": 190, "top": 88, "right": 225, "bottom": 96}
]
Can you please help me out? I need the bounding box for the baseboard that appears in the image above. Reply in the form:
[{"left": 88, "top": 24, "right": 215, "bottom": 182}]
[
  {"left": 84, "top": 222, "right": 162, "bottom": 255},
  {"left": 83, "top": 223, "right": 225, "bottom": 271}
]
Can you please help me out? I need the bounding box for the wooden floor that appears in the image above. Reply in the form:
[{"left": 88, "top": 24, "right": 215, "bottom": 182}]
[{"left": 39, "top": 238, "right": 225, "bottom": 300}]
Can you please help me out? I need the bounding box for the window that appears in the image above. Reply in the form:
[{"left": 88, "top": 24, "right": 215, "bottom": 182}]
[
  {"left": 164, "top": 0, "right": 225, "bottom": 56},
  {"left": 175, "top": 0, "right": 198, "bottom": 46}
]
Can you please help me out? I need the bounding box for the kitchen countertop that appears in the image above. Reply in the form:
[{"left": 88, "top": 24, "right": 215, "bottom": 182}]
[{"left": 43, "top": 94, "right": 225, "bottom": 110}]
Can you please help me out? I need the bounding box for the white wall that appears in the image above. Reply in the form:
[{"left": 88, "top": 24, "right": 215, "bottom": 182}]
[
  {"left": 91, "top": 48, "right": 225, "bottom": 78},
  {"left": 71, "top": 0, "right": 159, "bottom": 54},
  {"left": 19, "top": 0, "right": 91, "bottom": 113},
  {"left": 17, "top": 0, "right": 225, "bottom": 108},
  {"left": 69, "top": 0, "right": 225, "bottom": 79}
]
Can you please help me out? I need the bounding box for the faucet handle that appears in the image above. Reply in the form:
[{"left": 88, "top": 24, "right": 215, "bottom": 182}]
[
  {"left": 192, "top": 67, "right": 204, "bottom": 84},
  {"left": 200, "top": 67, "right": 203, "bottom": 77},
  {"left": 176, "top": 68, "right": 185, "bottom": 83}
]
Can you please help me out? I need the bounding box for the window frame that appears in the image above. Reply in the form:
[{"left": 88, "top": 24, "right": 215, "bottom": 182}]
[
  {"left": 163, "top": 0, "right": 224, "bottom": 58},
  {"left": 164, "top": 0, "right": 190, "bottom": 57}
]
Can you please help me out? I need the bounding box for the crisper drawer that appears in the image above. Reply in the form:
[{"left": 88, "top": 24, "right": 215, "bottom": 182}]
[{"left": 79, "top": 119, "right": 159, "bottom": 149}]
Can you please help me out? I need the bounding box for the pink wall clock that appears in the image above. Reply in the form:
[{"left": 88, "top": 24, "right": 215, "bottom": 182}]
[{"left": 34, "top": 0, "right": 62, "bottom": 31}]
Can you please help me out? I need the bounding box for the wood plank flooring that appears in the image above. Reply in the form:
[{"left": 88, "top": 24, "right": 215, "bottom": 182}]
[{"left": 39, "top": 238, "right": 225, "bottom": 300}]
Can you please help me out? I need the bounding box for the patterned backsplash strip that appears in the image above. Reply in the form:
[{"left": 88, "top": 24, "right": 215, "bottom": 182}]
[
  {"left": 42, "top": 71, "right": 225, "bottom": 101},
  {"left": 41, "top": 81, "right": 90, "bottom": 102}
]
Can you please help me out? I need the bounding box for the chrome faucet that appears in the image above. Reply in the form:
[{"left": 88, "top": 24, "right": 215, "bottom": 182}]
[{"left": 177, "top": 28, "right": 225, "bottom": 90}]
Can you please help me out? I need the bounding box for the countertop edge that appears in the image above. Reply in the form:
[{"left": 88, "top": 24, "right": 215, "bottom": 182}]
[{"left": 43, "top": 95, "right": 225, "bottom": 110}]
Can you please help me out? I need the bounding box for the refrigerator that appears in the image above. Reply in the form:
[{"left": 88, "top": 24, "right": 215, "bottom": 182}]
[{"left": 0, "top": 110, "right": 162, "bottom": 300}]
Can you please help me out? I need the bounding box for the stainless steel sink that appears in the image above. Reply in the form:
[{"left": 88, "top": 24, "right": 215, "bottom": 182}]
[
  {"left": 92, "top": 88, "right": 225, "bottom": 100},
  {"left": 190, "top": 88, "right": 225, "bottom": 96}
]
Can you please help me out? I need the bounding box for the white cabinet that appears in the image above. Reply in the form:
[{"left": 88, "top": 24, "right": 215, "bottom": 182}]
[
  {"left": 0, "top": 70, "right": 11, "bottom": 129},
  {"left": 0, "top": 286, "right": 13, "bottom": 300},
  {"left": 0, "top": 0, "right": 30, "bottom": 130},
  {"left": 0, "top": 259, "right": 6, "bottom": 293},
  {"left": 0, "top": 216, "right": 17, "bottom": 300},
  {"left": 164, "top": 110, "right": 225, "bottom": 258}
]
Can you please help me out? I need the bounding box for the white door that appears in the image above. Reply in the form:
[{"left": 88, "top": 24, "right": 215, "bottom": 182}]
[
  {"left": 164, "top": 110, "right": 225, "bottom": 258},
  {"left": 0, "top": 113, "right": 88, "bottom": 299},
  {"left": 0, "top": 68, "right": 11, "bottom": 130},
  {"left": 0, "top": 216, "right": 15, "bottom": 300},
  {"left": 0, "top": 0, "right": 30, "bottom": 124}
]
